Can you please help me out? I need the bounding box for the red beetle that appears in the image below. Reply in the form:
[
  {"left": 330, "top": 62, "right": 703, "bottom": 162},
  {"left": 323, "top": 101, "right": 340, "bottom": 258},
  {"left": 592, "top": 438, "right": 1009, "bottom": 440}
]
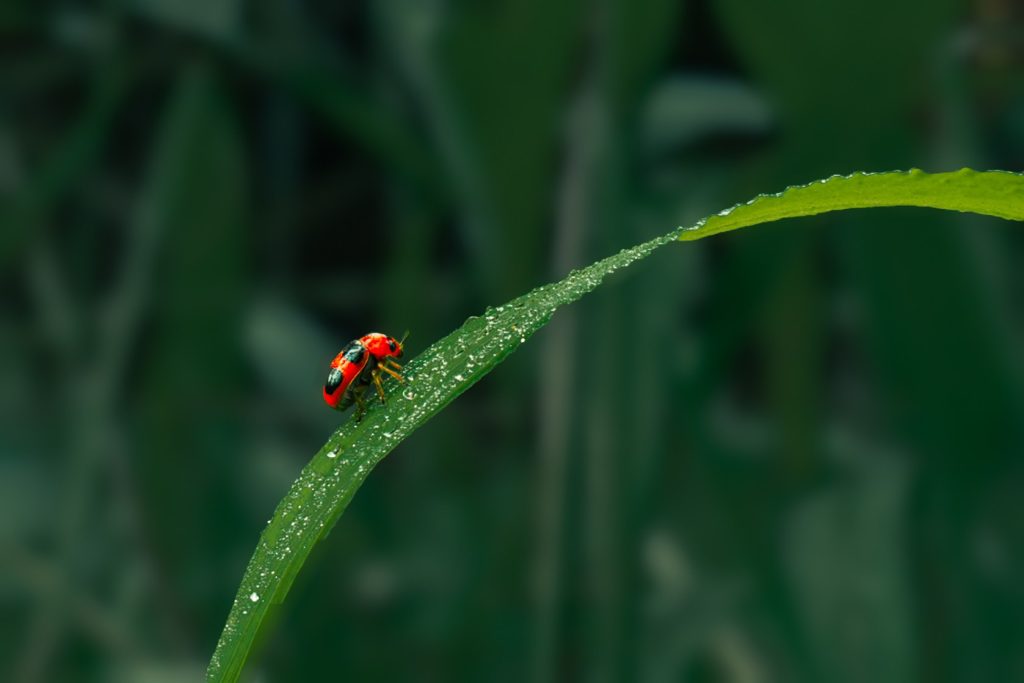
[{"left": 323, "top": 332, "right": 405, "bottom": 418}]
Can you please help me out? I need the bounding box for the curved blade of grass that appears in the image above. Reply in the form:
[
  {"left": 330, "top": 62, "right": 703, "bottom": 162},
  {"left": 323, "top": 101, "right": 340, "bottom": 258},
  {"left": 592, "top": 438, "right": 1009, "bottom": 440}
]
[
  {"left": 207, "top": 168, "right": 1023, "bottom": 682},
  {"left": 679, "top": 168, "right": 1024, "bottom": 241}
]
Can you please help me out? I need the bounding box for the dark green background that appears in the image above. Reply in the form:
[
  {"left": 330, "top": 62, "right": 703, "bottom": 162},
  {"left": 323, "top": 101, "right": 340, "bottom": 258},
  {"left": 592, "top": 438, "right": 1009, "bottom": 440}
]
[{"left": 3, "top": 1, "right": 1023, "bottom": 681}]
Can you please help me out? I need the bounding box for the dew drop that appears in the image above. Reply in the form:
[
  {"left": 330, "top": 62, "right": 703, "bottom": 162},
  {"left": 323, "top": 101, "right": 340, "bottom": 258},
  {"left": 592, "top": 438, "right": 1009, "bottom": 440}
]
[
  {"left": 326, "top": 450, "right": 337, "bottom": 459},
  {"left": 454, "top": 373, "right": 464, "bottom": 381},
  {"left": 403, "top": 389, "right": 415, "bottom": 400},
  {"left": 249, "top": 592, "right": 260, "bottom": 602}
]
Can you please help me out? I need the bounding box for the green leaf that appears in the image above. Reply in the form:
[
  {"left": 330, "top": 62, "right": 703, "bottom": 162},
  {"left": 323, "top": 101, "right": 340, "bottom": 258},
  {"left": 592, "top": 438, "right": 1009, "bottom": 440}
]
[
  {"left": 679, "top": 169, "right": 1024, "bottom": 241},
  {"left": 207, "top": 168, "right": 1023, "bottom": 682},
  {"left": 135, "top": 64, "right": 248, "bottom": 595}
]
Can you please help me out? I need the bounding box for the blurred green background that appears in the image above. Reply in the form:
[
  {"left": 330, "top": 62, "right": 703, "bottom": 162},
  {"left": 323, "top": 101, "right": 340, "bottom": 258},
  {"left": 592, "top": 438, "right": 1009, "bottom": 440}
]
[{"left": 3, "top": 0, "right": 1024, "bottom": 681}]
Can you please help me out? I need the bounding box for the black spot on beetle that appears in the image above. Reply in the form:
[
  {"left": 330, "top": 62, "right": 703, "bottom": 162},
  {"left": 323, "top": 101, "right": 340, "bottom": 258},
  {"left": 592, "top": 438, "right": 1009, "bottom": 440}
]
[
  {"left": 388, "top": 339, "right": 397, "bottom": 352},
  {"left": 343, "top": 341, "right": 366, "bottom": 363},
  {"left": 325, "top": 368, "right": 344, "bottom": 393}
]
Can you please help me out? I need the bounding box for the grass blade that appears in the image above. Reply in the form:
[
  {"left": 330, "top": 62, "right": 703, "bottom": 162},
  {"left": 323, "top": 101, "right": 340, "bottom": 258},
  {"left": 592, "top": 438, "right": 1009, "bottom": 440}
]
[
  {"left": 679, "top": 168, "right": 1024, "bottom": 241},
  {"left": 207, "top": 168, "right": 1022, "bottom": 682}
]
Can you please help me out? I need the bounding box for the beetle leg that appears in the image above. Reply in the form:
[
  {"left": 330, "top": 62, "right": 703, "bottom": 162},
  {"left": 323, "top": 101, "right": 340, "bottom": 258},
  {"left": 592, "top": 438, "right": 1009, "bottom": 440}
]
[
  {"left": 379, "top": 363, "right": 405, "bottom": 382},
  {"left": 372, "top": 369, "right": 388, "bottom": 403},
  {"left": 353, "top": 386, "right": 368, "bottom": 422},
  {"left": 384, "top": 358, "right": 403, "bottom": 369}
]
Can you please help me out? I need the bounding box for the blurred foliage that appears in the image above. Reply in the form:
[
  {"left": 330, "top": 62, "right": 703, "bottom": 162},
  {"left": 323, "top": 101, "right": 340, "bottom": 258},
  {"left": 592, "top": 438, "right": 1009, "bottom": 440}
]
[{"left": 1, "top": 1, "right": 1023, "bottom": 682}]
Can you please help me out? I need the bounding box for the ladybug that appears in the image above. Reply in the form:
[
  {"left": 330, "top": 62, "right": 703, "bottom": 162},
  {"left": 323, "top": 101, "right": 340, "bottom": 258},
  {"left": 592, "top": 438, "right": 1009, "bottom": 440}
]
[{"left": 323, "top": 332, "right": 406, "bottom": 419}]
